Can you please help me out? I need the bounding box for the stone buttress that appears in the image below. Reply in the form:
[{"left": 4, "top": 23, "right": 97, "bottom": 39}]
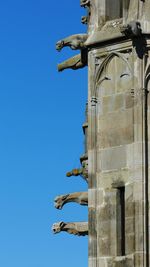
[
  {"left": 87, "top": 1, "right": 150, "bottom": 267},
  {"left": 53, "top": 1, "right": 150, "bottom": 267}
]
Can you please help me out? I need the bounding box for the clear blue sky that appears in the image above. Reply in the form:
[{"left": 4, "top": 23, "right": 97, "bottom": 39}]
[{"left": 0, "top": 1, "right": 88, "bottom": 267}]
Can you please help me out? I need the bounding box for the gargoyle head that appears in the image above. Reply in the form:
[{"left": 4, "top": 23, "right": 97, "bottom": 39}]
[
  {"left": 121, "top": 21, "right": 142, "bottom": 37},
  {"left": 52, "top": 222, "right": 65, "bottom": 234},
  {"left": 80, "top": 0, "right": 90, "bottom": 7},
  {"left": 56, "top": 40, "right": 64, "bottom": 51},
  {"left": 54, "top": 194, "right": 69, "bottom": 210}
]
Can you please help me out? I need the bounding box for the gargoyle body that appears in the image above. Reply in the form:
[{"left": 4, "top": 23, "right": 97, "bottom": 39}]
[
  {"left": 57, "top": 52, "right": 87, "bottom": 72},
  {"left": 56, "top": 34, "right": 88, "bottom": 52},
  {"left": 52, "top": 221, "right": 88, "bottom": 236},
  {"left": 54, "top": 192, "right": 88, "bottom": 210},
  {"left": 121, "top": 21, "right": 142, "bottom": 37}
]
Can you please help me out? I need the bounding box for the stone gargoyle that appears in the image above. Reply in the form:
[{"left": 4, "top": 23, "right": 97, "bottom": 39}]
[
  {"left": 57, "top": 52, "right": 87, "bottom": 72},
  {"left": 66, "top": 167, "right": 88, "bottom": 183},
  {"left": 52, "top": 221, "right": 88, "bottom": 236},
  {"left": 66, "top": 154, "right": 88, "bottom": 183},
  {"left": 56, "top": 34, "right": 88, "bottom": 52},
  {"left": 54, "top": 192, "right": 88, "bottom": 210},
  {"left": 120, "top": 21, "right": 142, "bottom": 37},
  {"left": 80, "top": 0, "right": 90, "bottom": 8}
]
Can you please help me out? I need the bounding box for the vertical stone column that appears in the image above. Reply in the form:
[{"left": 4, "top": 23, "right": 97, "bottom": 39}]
[{"left": 88, "top": 50, "right": 98, "bottom": 267}]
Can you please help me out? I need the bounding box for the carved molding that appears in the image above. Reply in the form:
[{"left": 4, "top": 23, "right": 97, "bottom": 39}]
[
  {"left": 52, "top": 221, "right": 88, "bottom": 236},
  {"left": 144, "top": 56, "right": 150, "bottom": 90},
  {"left": 54, "top": 192, "right": 88, "bottom": 209}
]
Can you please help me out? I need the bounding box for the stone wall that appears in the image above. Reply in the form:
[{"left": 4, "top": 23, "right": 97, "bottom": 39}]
[{"left": 88, "top": 38, "right": 150, "bottom": 266}]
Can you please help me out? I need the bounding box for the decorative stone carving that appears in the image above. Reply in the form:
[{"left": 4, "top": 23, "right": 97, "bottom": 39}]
[
  {"left": 81, "top": 16, "right": 88, "bottom": 24},
  {"left": 80, "top": 0, "right": 90, "bottom": 8},
  {"left": 66, "top": 155, "right": 88, "bottom": 183},
  {"left": 121, "top": 21, "right": 142, "bottom": 37},
  {"left": 54, "top": 192, "right": 88, "bottom": 209},
  {"left": 66, "top": 168, "right": 83, "bottom": 177},
  {"left": 52, "top": 221, "right": 88, "bottom": 236},
  {"left": 56, "top": 34, "right": 88, "bottom": 52},
  {"left": 57, "top": 52, "right": 87, "bottom": 72},
  {"left": 80, "top": 0, "right": 91, "bottom": 27}
]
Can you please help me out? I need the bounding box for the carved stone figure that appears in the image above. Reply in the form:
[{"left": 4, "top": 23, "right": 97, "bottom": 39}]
[
  {"left": 80, "top": 0, "right": 90, "bottom": 8},
  {"left": 52, "top": 221, "right": 88, "bottom": 236},
  {"left": 56, "top": 34, "right": 88, "bottom": 52},
  {"left": 81, "top": 16, "right": 88, "bottom": 24},
  {"left": 66, "top": 167, "right": 88, "bottom": 182},
  {"left": 66, "top": 154, "right": 88, "bottom": 182},
  {"left": 66, "top": 168, "right": 83, "bottom": 177},
  {"left": 80, "top": 0, "right": 91, "bottom": 27},
  {"left": 54, "top": 192, "right": 88, "bottom": 209},
  {"left": 121, "top": 21, "right": 142, "bottom": 37},
  {"left": 57, "top": 52, "right": 87, "bottom": 72}
]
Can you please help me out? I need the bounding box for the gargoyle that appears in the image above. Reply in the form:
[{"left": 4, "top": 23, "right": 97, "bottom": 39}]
[
  {"left": 57, "top": 52, "right": 87, "bottom": 72},
  {"left": 66, "top": 167, "right": 88, "bottom": 183},
  {"left": 54, "top": 192, "right": 88, "bottom": 209},
  {"left": 120, "top": 21, "right": 142, "bottom": 37},
  {"left": 52, "top": 221, "right": 88, "bottom": 236},
  {"left": 56, "top": 34, "right": 88, "bottom": 52},
  {"left": 80, "top": 0, "right": 90, "bottom": 8},
  {"left": 66, "top": 154, "right": 88, "bottom": 183}
]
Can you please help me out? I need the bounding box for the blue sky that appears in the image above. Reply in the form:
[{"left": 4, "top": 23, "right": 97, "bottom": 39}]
[{"left": 0, "top": 1, "right": 88, "bottom": 267}]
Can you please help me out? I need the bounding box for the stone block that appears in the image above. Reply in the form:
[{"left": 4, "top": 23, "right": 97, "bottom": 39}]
[
  {"left": 125, "top": 217, "right": 135, "bottom": 234},
  {"left": 134, "top": 252, "right": 144, "bottom": 267},
  {"left": 97, "top": 220, "right": 110, "bottom": 238},
  {"left": 98, "top": 125, "right": 134, "bottom": 148},
  {"left": 126, "top": 234, "right": 135, "bottom": 254},
  {"left": 99, "top": 203, "right": 116, "bottom": 221},
  {"left": 125, "top": 94, "right": 134, "bottom": 109},
  {"left": 98, "top": 237, "right": 111, "bottom": 256},
  {"left": 97, "top": 109, "right": 133, "bottom": 133},
  {"left": 125, "top": 201, "right": 135, "bottom": 217},
  {"left": 126, "top": 143, "right": 143, "bottom": 168},
  {"left": 100, "top": 146, "right": 127, "bottom": 171},
  {"left": 102, "top": 94, "right": 124, "bottom": 114},
  {"left": 97, "top": 257, "right": 114, "bottom": 267},
  {"left": 97, "top": 169, "right": 130, "bottom": 189},
  {"left": 113, "top": 255, "right": 134, "bottom": 267}
]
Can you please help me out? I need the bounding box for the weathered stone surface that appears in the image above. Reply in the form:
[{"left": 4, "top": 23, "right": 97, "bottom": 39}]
[
  {"left": 57, "top": 52, "right": 87, "bottom": 72},
  {"left": 100, "top": 146, "right": 127, "bottom": 171},
  {"left": 52, "top": 221, "right": 88, "bottom": 236},
  {"left": 56, "top": 34, "right": 88, "bottom": 51},
  {"left": 54, "top": 192, "right": 88, "bottom": 209}
]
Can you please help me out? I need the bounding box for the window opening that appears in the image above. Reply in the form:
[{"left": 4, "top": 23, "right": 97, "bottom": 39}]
[
  {"left": 117, "top": 186, "right": 125, "bottom": 256},
  {"left": 106, "top": 0, "right": 123, "bottom": 20}
]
